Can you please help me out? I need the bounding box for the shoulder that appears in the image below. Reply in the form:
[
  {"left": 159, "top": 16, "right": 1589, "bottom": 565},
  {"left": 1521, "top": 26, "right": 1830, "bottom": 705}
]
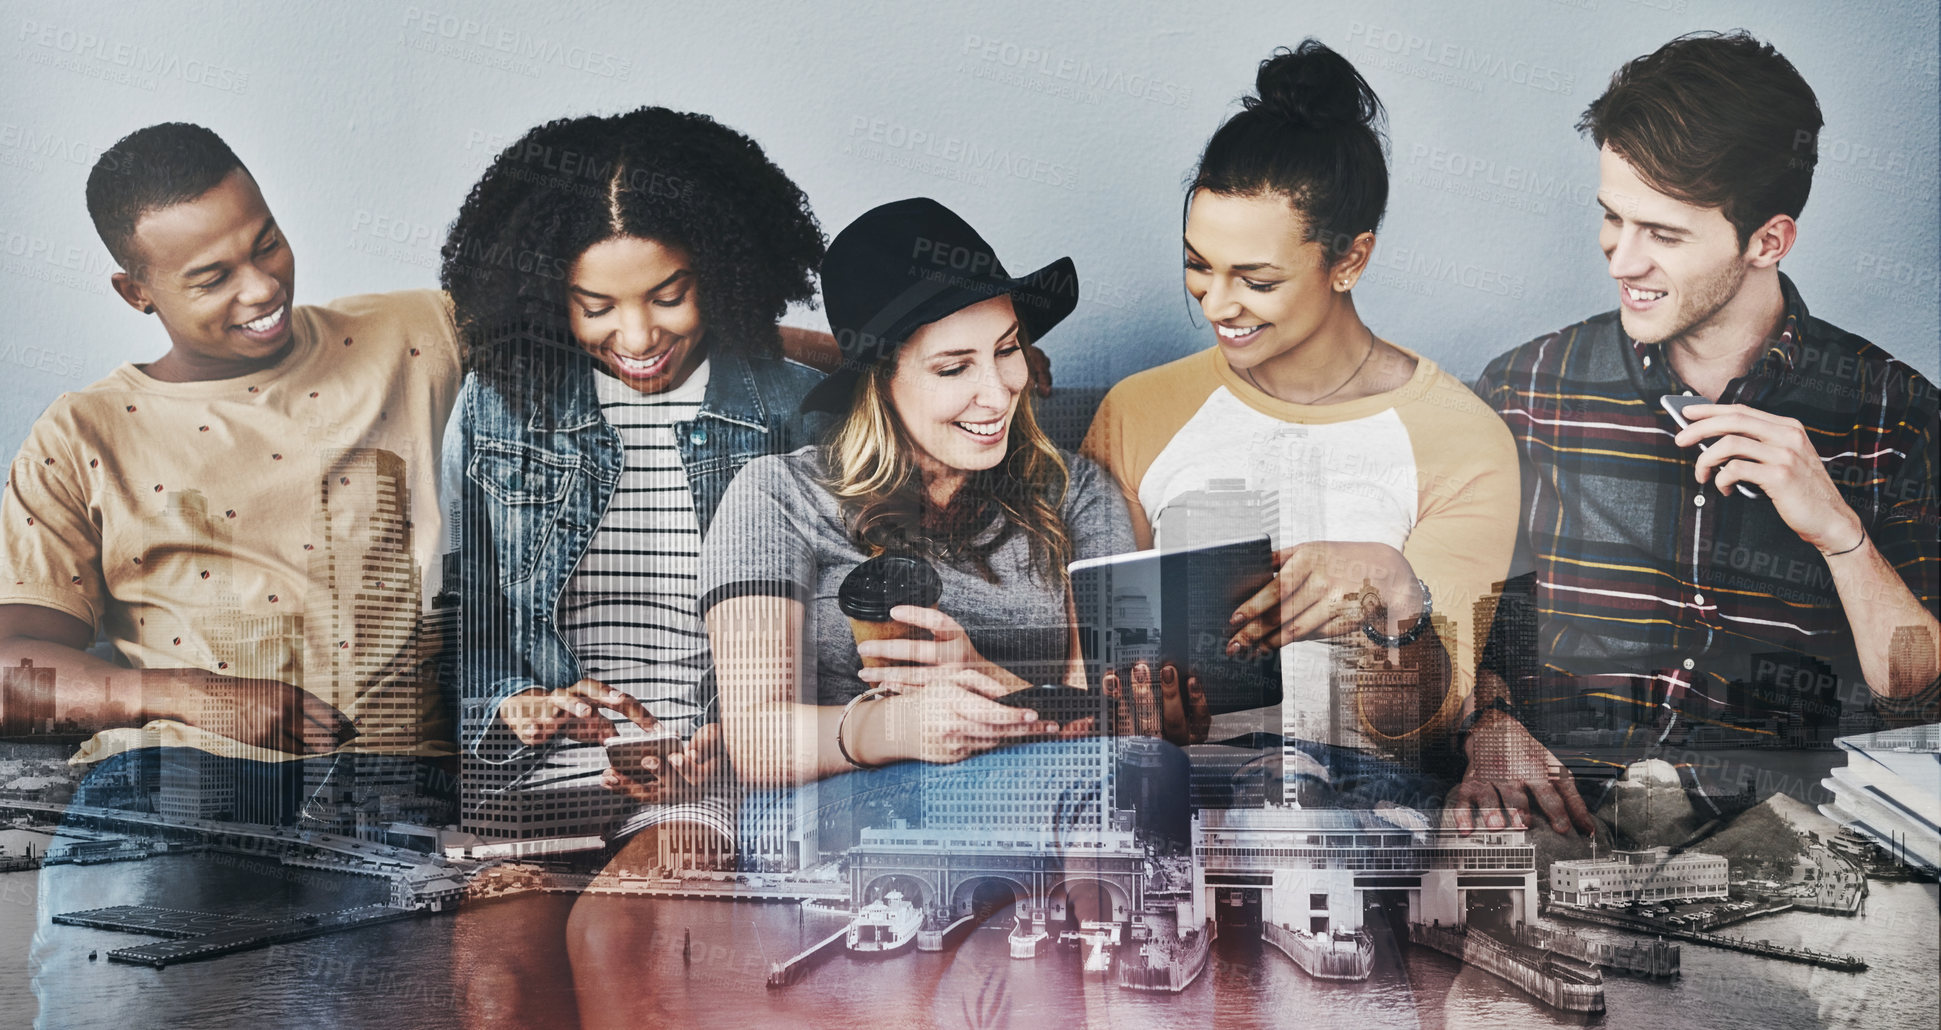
[
  {"left": 1097, "top": 347, "right": 1222, "bottom": 413},
  {"left": 745, "top": 353, "right": 826, "bottom": 408},
  {"left": 1062, "top": 448, "right": 1112, "bottom": 493},
  {"left": 1475, "top": 310, "right": 1623, "bottom": 402},
  {"left": 17, "top": 370, "right": 139, "bottom": 448},
  {"left": 1801, "top": 315, "right": 1938, "bottom": 416},
  {"left": 761, "top": 354, "right": 827, "bottom": 391},
  {"left": 301, "top": 290, "right": 459, "bottom": 362},
  {"left": 1060, "top": 449, "right": 1130, "bottom": 515},
  {"left": 305, "top": 288, "right": 449, "bottom": 330},
  {"left": 730, "top": 446, "right": 826, "bottom": 498},
  {"left": 1408, "top": 358, "right": 1517, "bottom": 428},
  {"left": 1086, "top": 348, "right": 1227, "bottom": 478},
  {"left": 1384, "top": 357, "right": 1517, "bottom": 471}
]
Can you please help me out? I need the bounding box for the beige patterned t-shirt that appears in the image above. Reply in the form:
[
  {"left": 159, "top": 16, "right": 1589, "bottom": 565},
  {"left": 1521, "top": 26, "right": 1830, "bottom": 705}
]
[{"left": 0, "top": 289, "right": 461, "bottom": 762}]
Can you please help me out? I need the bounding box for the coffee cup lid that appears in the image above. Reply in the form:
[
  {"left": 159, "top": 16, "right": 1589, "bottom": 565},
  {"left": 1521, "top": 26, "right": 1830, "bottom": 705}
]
[{"left": 838, "top": 554, "right": 943, "bottom": 621}]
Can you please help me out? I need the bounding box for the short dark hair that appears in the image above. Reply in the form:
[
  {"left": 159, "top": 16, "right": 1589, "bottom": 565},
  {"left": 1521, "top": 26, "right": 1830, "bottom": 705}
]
[
  {"left": 442, "top": 107, "right": 823, "bottom": 370},
  {"left": 85, "top": 122, "right": 249, "bottom": 274},
  {"left": 1191, "top": 40, "right": 1388, "bottom": 260},
  {"left": 1578, "top": 31, "right": 1822, "bottom": 246}
]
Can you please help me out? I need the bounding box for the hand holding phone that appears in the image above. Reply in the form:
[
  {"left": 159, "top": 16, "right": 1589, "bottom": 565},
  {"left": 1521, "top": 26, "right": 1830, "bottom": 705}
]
[
  {"left": 605, "top": 733, "right": 683, "bottom": 782},
  {"left": 1661, "top": 394, "right": 1761, "bottom": 499},
  {"left": 995, "top": 684, "right": 1107, "bottom": 730}
]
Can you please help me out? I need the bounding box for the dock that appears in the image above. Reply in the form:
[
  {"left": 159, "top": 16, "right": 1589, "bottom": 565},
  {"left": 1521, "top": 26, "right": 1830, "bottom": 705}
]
[
  {"left": 1118, "top": 923, "right": 1211, "bottom": 993},
  {"left": 1515, "top": 923, "right": 1678, "bottom": 977},
  {"left": 53, "top": 905, "right": 268, "bottom": 939},
  {"left": 1543, "top": 904, "right": 1865, "bottom": 971},
  {"left": 917, "top": 914, "right": 975, "bottom": 952},
  {"left": 1262, "top": 921, "right": 1373, "bottom": 981},
  {"left": 765, "top": 924, "right": 849, "bottom": 988},
  {"left": 1410, "top": 923, "right": 1605, "bottom": 1015},
  {"left": 56, "top": 904, "right": 423, "bottom": 969}
]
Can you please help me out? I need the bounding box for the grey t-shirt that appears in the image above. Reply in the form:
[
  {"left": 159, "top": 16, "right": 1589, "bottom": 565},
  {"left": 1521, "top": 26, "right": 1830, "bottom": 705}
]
[{"left": 697, "top": 446, "right": 1134, "bottom": 705}]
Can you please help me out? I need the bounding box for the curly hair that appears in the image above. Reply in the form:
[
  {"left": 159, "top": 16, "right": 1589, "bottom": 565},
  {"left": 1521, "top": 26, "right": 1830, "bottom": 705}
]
[{"left": 441, "top": 107, "right": 823, "bottom": 370}]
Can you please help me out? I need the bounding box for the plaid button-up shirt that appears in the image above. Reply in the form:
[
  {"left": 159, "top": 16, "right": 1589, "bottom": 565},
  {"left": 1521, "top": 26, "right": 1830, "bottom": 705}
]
[{"left": 1475, "top": 275, "right": 1938, "bottom": 743}]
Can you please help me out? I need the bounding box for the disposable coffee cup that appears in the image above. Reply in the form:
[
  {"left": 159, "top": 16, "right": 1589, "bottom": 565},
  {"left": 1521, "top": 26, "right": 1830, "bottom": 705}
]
[{"left": 839, "top": 555, "right": 944, "bottom": 668}]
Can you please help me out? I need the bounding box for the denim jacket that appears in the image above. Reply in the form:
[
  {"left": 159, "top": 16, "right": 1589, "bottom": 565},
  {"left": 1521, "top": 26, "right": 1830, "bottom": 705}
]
[{"left": 457, "top": 340, "right": 825, "bottom": 762}]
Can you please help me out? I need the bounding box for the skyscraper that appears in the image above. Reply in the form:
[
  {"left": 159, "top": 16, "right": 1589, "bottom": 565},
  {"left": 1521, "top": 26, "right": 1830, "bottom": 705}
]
[
  {"left": 303, "top": 448, "right": 429, "bottom": 838},
  {"left": 0, "top": 659, "right": 55, "bottom": 736}
]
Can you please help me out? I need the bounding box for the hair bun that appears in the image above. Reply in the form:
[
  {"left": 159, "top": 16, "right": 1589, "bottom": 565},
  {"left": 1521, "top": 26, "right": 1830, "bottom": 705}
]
[{"left": 1248, "top": 41, "right": 1383, "bottom": 132}]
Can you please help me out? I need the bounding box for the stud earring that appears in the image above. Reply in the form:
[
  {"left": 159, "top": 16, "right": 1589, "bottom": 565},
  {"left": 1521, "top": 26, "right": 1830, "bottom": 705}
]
[{"left": 143, "top": 305, "right": 155, "bottom": 313}]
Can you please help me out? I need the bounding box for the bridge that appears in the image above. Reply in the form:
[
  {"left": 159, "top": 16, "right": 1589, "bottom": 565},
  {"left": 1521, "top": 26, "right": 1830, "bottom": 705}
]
[{"left": 846, "top": 826, "right": 1146, "bottom": 926}]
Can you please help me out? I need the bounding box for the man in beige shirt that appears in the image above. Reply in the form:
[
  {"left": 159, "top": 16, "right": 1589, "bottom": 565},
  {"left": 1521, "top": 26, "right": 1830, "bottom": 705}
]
[{"left": 1, "top": 122, "right": 462, "bottom": 786}]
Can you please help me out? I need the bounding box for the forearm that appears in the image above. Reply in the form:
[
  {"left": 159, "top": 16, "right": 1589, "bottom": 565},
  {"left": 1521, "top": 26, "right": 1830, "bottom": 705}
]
[
  {"left": 0, "top": 634, "right": 167, "bottom": 732},
  {"left": 1359, "top": 625, "right": 1458, "bottom": 739},
  {"left": 722, "top": 699, "right": 860, "bottom": 788},
  {"left": 1354, "top": 549, "right": 1452, "bottom": 739},
  {"left": 1827, "top": 536, "right": 1939, "bottom": 698}
]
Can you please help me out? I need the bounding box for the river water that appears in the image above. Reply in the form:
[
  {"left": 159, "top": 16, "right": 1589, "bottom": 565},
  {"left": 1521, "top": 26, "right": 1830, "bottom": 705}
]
[{"left": 2, "top": 823, "right": 1934, "bottom": 1029}]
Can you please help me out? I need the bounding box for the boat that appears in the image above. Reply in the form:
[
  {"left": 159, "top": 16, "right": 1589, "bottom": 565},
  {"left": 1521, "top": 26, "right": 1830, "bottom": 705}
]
[
  {"left": 1008, "top": 915, "right": 1048, "bottom": 959},
  {"left": 846, "top": 890, "right": 920, "bottom": 954}
]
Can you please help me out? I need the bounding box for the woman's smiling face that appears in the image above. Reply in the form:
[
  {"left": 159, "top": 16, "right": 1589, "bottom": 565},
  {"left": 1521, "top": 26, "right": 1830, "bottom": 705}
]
[
  {"left": 568, "top": 235, "right": 707, "bottom": 393},
  {"left": 887, "top": 293, "right": 1030, "bottom": 487},
  {"left": 1183, "top": 189, "right": 1339, "bottom": 373}
]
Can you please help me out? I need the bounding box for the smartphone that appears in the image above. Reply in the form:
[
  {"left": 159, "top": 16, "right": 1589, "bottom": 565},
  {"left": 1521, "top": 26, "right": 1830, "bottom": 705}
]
[
  {"left": 995, "top": 685, "right": 1107, "bottom": 728},
  {"left": 1660, "top": 394, "right": 1760, "bottom": 499},
  {"left": 605, "top": 732, "right": 684, "bottom": 781}
]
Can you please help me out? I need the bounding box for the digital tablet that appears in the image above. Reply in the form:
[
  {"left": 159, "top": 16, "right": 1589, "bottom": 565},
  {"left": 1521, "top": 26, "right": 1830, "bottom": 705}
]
[{"left": 1069, "top": 536, "right": 1280, "bottom": 717}]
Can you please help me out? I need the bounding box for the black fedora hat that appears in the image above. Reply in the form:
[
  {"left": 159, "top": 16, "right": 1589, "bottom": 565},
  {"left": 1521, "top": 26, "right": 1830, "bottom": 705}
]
[{"left": 799, "top": 197, "right": 1079, "bottom": 415}]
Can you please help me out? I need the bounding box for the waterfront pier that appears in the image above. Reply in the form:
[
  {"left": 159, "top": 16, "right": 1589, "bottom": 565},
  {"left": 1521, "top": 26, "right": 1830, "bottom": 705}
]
[
  {"left": 1544, "top": 904, "right": 1865, "bottom": 971},
  {"left": 765, "top": 925, "right": 848, "bottom": 988},
  {"left": 59, "top": 904, "right": 423, "bottom": 969},
  {"left": 1262, "top": 921, "right": 1374, "bottom": 980},
  {"left": 1515, "top": 923, "right": 1678, "bottom": 977},
  {"left": 1410, "top": 923, "right": 1606, "bottom": 1014},
  {"left": 1118, "top": 923, "right": 1210, "bottom": 992},
  {"left": 917, "top": 913, "right": 975, "bottom": 952}
]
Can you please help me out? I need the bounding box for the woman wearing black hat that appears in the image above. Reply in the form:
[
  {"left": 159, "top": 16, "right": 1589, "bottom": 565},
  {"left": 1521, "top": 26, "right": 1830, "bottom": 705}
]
[{"left": 696, "top": 198, "right": 1150, "bottom": 848}]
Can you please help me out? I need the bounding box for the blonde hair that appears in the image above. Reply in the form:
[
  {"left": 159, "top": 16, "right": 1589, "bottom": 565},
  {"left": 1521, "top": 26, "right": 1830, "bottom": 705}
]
[{"left": 822, "top": 360, "right": 1073, "bottom": 584}]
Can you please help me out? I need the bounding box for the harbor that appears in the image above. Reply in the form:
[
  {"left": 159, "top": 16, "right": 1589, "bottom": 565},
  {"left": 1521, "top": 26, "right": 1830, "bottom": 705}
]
[{"left": 13, "top": 845, "right": 1936, "bottom": 1030}]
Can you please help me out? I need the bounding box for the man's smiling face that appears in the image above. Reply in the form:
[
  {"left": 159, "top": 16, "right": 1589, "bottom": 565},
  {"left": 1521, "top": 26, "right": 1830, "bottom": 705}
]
[
  {"left": 124, "top": 167, "right": 297, "bottom": 377},
  {"left": 1596, "top": 144, "right": 1752, "bottom": 348}
]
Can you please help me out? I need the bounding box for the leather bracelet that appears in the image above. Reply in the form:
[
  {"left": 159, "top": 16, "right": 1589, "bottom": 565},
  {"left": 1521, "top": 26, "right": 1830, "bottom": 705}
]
[
  {"left": 1363, "top": 579, "right": 1434, "bottom": 648},
  {"left": 1821, "top": 528, "right": 1867, "bottom": 558},
  {"left": 836, "top": 685, "right": 900, "bottom": 770},
  {"left": 1457, "top": 696, "right": 1517, "bottom": 737}
]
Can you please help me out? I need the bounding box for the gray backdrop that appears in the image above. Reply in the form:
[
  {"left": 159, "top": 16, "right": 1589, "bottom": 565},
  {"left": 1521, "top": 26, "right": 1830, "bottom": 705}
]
[{"left": 2, "top": 0, "right": 1935, "bottom": 451}]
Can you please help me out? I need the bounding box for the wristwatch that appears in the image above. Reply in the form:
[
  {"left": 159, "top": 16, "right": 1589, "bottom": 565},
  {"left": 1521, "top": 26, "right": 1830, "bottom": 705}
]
[{"left": 1362, "top": 578, "right": 1433, "bottom": 648}]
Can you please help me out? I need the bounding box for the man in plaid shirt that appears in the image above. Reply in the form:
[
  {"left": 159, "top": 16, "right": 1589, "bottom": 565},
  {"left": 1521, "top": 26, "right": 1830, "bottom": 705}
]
[{"left": 1455, "top": 32, "right": 1939, "bottom": 837}]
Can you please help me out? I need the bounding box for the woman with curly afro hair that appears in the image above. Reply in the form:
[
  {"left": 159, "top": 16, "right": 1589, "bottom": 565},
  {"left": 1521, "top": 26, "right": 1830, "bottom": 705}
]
[{"left": 444, "top": 106, "right": 829, "bottom": 1028}]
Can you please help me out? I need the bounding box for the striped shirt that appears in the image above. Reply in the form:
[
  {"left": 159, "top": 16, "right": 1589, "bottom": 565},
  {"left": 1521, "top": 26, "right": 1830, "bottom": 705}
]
[
  {"left": 1474, "top": 274, "right": 1939, "bottom": 738},
  {"left": 533, "top": 358, "right": 731, "bottom": 839}
]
